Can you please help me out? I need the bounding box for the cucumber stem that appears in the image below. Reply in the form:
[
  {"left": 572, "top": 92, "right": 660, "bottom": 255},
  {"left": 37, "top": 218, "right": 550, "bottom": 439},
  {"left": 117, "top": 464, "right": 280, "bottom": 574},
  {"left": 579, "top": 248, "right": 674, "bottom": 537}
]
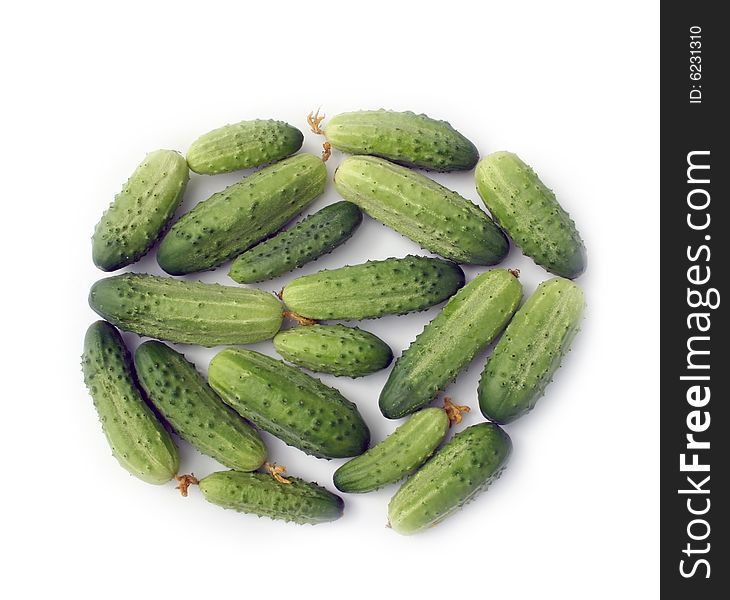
[
  {"left": 175, "top": 474, "right": 199, "bottom": 497},
  {"left": 265, "top": 463, "right": 292, "bottom": 485},
  {"left": 321, "top": 142, "right": 331, "bottom": 162},
  {"left": 443, "top": 397, "right": 471, "bottom": 425},
  {"left": 283, "top": 310, "right": 318, "bottom": 326}
]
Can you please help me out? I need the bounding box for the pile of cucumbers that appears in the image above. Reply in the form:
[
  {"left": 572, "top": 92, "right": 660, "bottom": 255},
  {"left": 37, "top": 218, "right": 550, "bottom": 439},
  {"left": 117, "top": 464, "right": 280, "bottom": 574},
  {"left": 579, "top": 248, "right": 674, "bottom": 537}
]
[{"left": 83, "top": 110, "right": 586, "bottom": 535}]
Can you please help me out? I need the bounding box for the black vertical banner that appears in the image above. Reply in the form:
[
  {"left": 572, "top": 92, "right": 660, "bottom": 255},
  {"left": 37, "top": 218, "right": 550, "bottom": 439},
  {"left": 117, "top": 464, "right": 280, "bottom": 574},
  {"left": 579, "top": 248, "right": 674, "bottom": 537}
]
[{"left": 661, "top": 2, "right": 727, "bottom": 596}]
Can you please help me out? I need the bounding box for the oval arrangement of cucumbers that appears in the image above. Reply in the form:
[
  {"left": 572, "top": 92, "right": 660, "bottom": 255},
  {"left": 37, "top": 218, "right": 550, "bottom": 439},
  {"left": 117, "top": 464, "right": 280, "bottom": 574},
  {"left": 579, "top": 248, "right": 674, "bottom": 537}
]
[{"left": 83, "top": 109, "right": 586, "bottom": 534}]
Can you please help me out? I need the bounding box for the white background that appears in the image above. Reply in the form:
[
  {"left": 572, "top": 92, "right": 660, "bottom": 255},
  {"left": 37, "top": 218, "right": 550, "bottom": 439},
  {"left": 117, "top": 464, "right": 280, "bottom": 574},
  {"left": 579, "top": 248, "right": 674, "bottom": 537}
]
[{"left": 2, "top": 1, "right": 659, "bottom": 598}]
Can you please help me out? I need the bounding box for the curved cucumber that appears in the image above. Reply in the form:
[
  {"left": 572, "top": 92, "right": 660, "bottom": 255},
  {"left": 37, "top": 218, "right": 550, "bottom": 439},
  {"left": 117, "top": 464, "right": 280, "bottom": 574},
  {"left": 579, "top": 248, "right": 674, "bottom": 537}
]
[
  {"left": 379, "top": 269, "right": 522, "bottom": 419},
  {"left": 157, "top": 153, "right": 327, "bottom": 274},
  {"left": 82, "top": 321, "right": 179, "bottom": 484},
  {"left": 388, "top": 422, "right": 511, "bottom": 535},
  {"left": 92, "top": 150, "right": 189, "bottom": 271},
  {"left": 89, "top": 273, "right": 283, "bottom": 347},
  {"left": 475, "top": 151, "right": 586, "bottom": 278},
  {"left": 479, "top": 277, "right": 585, "bottom": 423},
  {"left": 229, "top": 201, "right": 363, "bottom": 284},
  {"left": 334, "top": 156, "right": 507, "bottom": 265},
  {"left": 208, "top": 348, "right": 370, "bottom": 459},
  {"left": 281, "top": 255, "right": 465, "bottom": 321},
  {"left": 333, "top": 407, "right": 449, "bottom": 493},
  {"left": 134, "top": 341, "right": 267, "bottom": 471}
]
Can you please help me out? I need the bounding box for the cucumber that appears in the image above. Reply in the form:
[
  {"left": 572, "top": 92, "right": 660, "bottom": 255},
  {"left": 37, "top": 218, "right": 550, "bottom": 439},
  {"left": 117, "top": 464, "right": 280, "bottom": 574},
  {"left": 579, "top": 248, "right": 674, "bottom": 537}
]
[
  {"left": 334, "top": 156, "right": 507, "bottom": 265},
  {"left": 388, "top": 422, "right": 511, "bottom": 535},
  {"left": 229, "top": 201, "right": 363, "bottom": 284},
  {"left": 273, "top": 324, "right": 393, "bottom": 378},
  {"left": 475, "top": 151, "right": 587, "bottom": 278},
  {"left": 89, "top": 273, "right": 283, "bottom": 347},
  {"left": 208, "top": 348, "right": 370, "bottom": 459},
  {"left": 134, "top": 341, "right": 267, "bottom": 471},
  {"left": 281, "top": 255, "right": 465, "bottom": 321},
  {"left": 92, "top": 150, "right": 189, "bottom": 271},
  {"left": 379, "top": 269, "right": 522, "bottom": 419},
  {"left": 333, "top": 407, "right": 449, "bottom": 494},
  {"left": 157, "top": 153, "right": 327, "bottom": 275},
  {"left": 82, "top": 321, "right": 179, "bottom": 484},
  {"left": 186, "top": 119, "right": 303, "bottom": 175},
  {"left": 479, "top": 277, "right": 585, "bottom": 423}
]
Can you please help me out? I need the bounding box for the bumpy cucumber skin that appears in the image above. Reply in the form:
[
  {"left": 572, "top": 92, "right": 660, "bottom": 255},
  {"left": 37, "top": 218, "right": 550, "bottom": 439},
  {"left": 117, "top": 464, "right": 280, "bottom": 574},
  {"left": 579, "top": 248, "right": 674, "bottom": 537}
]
[
  {"left": 229, "top": 202, "right": 363, "bottom": 284},
  {"left": 208, "top": 348, "right": 370, "bottom": 459},
  {"left": 379, "top": 269, "right": 522, "bottom": 419},
  {"left": 388, "top": 422, "right": 511, "bottom": 535},
  {"left": 186, "top": 119, "right": 303, "bottom": 175},
  {"left": 479, "top": 277, "right": 585, "bottom": 424},
  {"left": 325, "top": 110, "right": 479, "bottom": 172},
  {"left": 334, "top": 156, "right": 507, "bottom": 265},
  {"left": 92, "top": 150, "right": 189, "bottom": 272},
  {"left": 89, "top": 273, "right": 283, "bottom": 347},
  {"left": 273, "top": 324, "right": 393, "bottom": 378},
  {"left": 134, "top": 341, "right": 267, "bottom": 471},
  {"left": 82, "top": 321, "right": 179, "bottom": 484},
  {"left": 157, "top": 153, "right": 327, "bottom": 275},
  {"left": 281, "top": 256, "right": 465, "bottom": 321},
  {"left": 475, "top": 151, "right": 586, "bottom": 278},
  {"left": 333, "top": 407, "right": 449, "bottom": 494},
  {"left": 199, "top": 471, "right": 343, "bottom": 525}
]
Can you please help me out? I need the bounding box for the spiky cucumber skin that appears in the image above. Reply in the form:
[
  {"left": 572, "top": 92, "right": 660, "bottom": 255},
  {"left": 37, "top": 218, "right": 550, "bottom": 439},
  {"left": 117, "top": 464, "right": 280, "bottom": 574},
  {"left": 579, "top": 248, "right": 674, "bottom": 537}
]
[
  {"left": 157, "top": 153, "right": 327, "bottom": 275},
  {"left": 208, "top": 348, "right": 370, "bottom": 459},
  {"left": 134, "top": 341, "right": 267, "bottom": 471},
  {"left": 88, "top": 273, "right": 283, "bottom": 347},
  {"left": 199, "top": 471, "right": 343, "bottom": 525},
  {"left": 324, "top": 110, "right": 479, "bottom": 172},
  {"left": 229, "top": 201, "right": 363, "bottom": 284},
  {"left": 92, "top": 150, "right": 189, "bottom": 272},
  {"left": 475, "top": 151, "right": 587, "bottom": 278},
  {"left": 379, "top": 269, "right": 522, "bottom": 419},
  {"left": 333, "top": 407, "right": 449, "bottom": 494},
  {"left": 388, "top": 422, "right": 511, "bottom": 535},
  {"left": 479, "top": 277, "right": 585, "bottom": 424},
  {"left": 334, "top": 156, "right": 507, "bottom": 265},
  {"left": 281, "top": 255, "right": 465, "bottom": 321},
  {"left": 273, "top": 324, "right": 393, "bottom": 378},
  {"left": 186, "top": 119, "right": 304, "bottom": 175},
  {"left": 82, "top": 321, "right": 179, "bottom": 484}
]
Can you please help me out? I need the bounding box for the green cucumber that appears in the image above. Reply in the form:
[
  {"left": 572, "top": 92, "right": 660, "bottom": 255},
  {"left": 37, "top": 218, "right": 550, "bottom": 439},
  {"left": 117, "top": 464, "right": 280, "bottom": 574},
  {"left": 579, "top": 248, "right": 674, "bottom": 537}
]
[
  {"left": 388, "top": 422, "right": 511, "bottom": 535},
  {"left": 281, "top": 255, "right": 465, "bottom": 321},
  {"left": 334, "top": 156, "right": 507, "bottom": 265},
  {"left": 157, "top": 153, "right": 327, "bottom": 275},
  {"left": 208, "top": 348, "right": 370, "bottom": 459},
  {"left": 273, "top": 324, "right": 393, "bottom": 378},
  {"left": 475, "top": 151, "right": 586, "bottom": 278},
  {"left": 379, "top": 269, "right": 522, "bottom": 419},
  {"left": 479, "top": 277, "right": 585, "bottom": 423},
  {"left": 89, "top": 273, "right": 283, "bottom": 347},
  {"left": 82, "top": 321, "right": 179, "bottom": 484},
  {"left": 229, "top": 201, "right": 363, "bottom": 284},
  {"left": 92, "top": 150, "right": 189, "bottom": 271},
  {"left": 134, "top": 341, "right": 267, "bottom": 471},
  {"left": 186, "top": 119, "right": 303, "bottom": 175}
]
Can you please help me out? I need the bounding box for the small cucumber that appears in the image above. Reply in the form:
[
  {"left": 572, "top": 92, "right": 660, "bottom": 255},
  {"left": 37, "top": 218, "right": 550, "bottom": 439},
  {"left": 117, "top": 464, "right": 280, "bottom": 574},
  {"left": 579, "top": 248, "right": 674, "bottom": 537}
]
[
  {"left": 134, "top": 341, "right": 267, "bottom": 471},
  {"left": 89, "top": 273, "right": 283, "bottom": 347},
  {"left": 334, "top": 156, "right": 507, "bottom": 265},
  {"left": 379, "top": 269, "right": 522, "bottom": 419},
  {"left": 157, "top": 153, "right": 327, "bottom": 275},
  {"left": 388, "top": 422, "right": 512, "bottom": 535},
  {"left": 82, "top": 321, "right": 179, "bottom": 484},
  {"left": 281, "top": 255, "right": 465, "bottom": 321},
  {"left": 92, "top": 150, "right": 189, "bottom": 271},
  {"left": 273, "top": 324, "right": 393, "bottom": 378},
  {"left": 208, "top": 348, "right": 370, "bottom": 459},
  {"left": 475, "top": 151, "right": 587, "bottom": 278},
  {"left": 229, "top": 201, "right": 363, "bottom": 284},
  {"left": 479, "top": 277, "right": 585, "bottom": 423},
  {"left": 186, "top": 119, "right": 303, "bottom": 175}
]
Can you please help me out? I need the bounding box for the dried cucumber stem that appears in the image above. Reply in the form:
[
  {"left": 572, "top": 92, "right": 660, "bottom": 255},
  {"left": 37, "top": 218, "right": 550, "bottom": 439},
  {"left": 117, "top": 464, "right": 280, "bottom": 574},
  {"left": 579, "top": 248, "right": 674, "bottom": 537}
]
[
  {"left": 508, "top": 269, "right": 520, "bottom": 278},
  {"left": 265, "top": 463, "right": 292, "bottom": 484},
  {"left": 283, "top": 310, "right": 318, "bottom": 326},
  {"left": 321, "top": 142, "right": 332, "bottom": 162},
  {"left": 176, "top": 474, "right": 199, "bottom": 497},
  {"left": 443, "top": 397, "right": 470, "bottom": 425},
  {"left": 307, "top": 109, "right": 325, "bottom": 135}
]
